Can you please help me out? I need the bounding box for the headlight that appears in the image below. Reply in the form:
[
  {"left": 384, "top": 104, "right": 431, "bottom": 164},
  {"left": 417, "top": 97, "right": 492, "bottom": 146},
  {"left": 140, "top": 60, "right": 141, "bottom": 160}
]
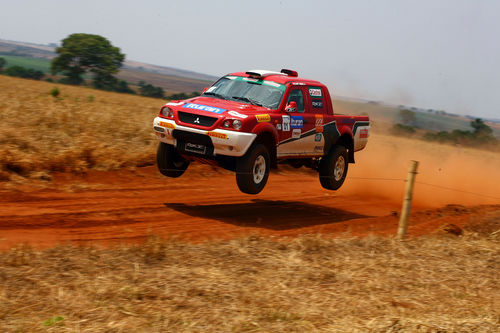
[
  {"left": 232, "top": 119, "right": 242, "bottom": 130},
  {"left": 223, "top": 120, "right": 231, "bottom": 128},
  {"left": 161, "top": 106, "right": 174, "bottom": 118}
]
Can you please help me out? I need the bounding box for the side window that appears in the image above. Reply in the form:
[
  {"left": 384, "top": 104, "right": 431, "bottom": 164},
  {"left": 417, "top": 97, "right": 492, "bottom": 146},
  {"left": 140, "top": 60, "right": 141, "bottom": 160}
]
[
  {"left": 286, "top": 89, "right": 305, "bottom": 113},
  {"left": 308, "top": 86, "right": 324, "bottom": 112}
]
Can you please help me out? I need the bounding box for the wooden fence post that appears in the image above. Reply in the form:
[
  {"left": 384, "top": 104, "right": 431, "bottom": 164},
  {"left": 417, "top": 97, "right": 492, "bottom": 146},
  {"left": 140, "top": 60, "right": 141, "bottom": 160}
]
[{"left": 397, "top": 160, "right": 419, "bottom": 239}]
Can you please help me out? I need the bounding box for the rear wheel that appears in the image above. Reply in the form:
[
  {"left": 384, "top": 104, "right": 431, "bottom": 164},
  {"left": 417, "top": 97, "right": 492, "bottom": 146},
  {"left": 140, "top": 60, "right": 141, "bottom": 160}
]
[
  {"left": 156, "top": 142, "right": 189, "bottom": 178},
  {"left": 236, "top": 144, "right": 270, "bottom": 194},
  {"left": 319, "top": 145, "right": 348, "bottom": 190}
]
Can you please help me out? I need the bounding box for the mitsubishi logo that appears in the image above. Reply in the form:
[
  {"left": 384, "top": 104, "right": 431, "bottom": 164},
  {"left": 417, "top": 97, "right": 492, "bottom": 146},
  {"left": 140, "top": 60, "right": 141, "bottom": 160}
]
[{"left": 194, "top": 117, "right": 200, "bottom": 124}]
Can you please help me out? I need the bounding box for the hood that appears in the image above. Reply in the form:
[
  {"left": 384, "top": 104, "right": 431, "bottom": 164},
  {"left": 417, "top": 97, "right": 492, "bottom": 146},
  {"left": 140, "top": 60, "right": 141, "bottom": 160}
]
[{"left": 173, "top": 96, "right": 271, "bottom": 117}]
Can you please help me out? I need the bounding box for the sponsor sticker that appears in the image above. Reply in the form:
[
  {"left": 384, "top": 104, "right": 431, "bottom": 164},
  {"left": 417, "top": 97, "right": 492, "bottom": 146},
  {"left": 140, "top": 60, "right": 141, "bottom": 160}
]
[
  {"left": 292, "top": 128, "right": 301, "bottom": 139},
  {"left": 159, "top": 121, "right": 175, "bottom": 129},
  {"left": 183, "top": 103, "right": 226, "bottom": 114},
  {"left": 256, "top": 114, "right": 271, "bottom": 122},
  {"left": 282, "top": 115, "right": 290, "bottom": 131},
  {"left": 309, "top": 87, "right": 322, "bottom": 97},
  {"left": 291, "top": 116, "right": 303, "bottom": 129},
  {"left": 359, "top": 128, "right": 369, "bottom": 139},
  {"left": 276, "top": 124, "right": 282, "bottom": 130},
  {"left": 291, "top": 82, "right": 306, "bottom": 86},
  {"left": 207, "top": 131, "right": 228, "bottom": 139},
  {"left": 228, "top": 111, "right": 248, "bottom": 119},
  {"left": 315, "top": 133, "right": 322, "bottom": 142},
  {"left": 314, "top": 146, "right": 323, "bottom": 152},
  {"left": 312, "top": 100, "right": 323, "bottom": 108},
  {"left": 315, "top": 114, "right": 324, "bottom": 133}
]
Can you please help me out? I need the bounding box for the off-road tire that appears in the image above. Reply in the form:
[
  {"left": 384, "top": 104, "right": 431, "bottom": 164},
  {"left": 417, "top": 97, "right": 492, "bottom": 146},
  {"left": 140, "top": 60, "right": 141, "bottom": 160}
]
[
  {"left": 156, "top": 142, "right": 189, "bottom": 178},
  {"left": 319, "top": 145, "right": 348, "bottom": 190},
  {"left": 236, "top": 144, "right": 270, "bottom": 194}
]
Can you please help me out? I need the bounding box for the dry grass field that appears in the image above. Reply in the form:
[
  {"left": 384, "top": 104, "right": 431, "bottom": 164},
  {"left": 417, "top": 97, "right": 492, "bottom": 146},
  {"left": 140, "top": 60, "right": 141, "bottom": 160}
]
[
  {"left": 1, "top": 229, "right": 498, "bottom": 332},
  {"left": 1, "top": 75, "right": 499, "bottom": 332},
  {"left": 0, "top": 75, "right": 161, "bottom": 181}
]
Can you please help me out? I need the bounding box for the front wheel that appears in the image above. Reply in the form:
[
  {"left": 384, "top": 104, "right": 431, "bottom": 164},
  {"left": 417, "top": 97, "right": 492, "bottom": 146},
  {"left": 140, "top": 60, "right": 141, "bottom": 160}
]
[
  {"left": 236, "top": 144, "right": 270, "bottom": 194},
  {"left": 156, "top": 142, "right": 189, "bottom": 178},
  {"left": 319, "top": 145, "right": 348, "bottom": 190}
]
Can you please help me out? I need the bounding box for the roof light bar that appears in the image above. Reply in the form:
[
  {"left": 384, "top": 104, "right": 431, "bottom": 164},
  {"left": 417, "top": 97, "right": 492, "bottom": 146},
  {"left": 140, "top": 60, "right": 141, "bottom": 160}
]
[
  {"left": 281, "top": 69, "right": 298, "bottom": 77},
  {"left": 245, "top": 69, "right": 287, "bottom": 79},
  {"left": 245, "top": 71, "right": 262, "bottom": 79}
]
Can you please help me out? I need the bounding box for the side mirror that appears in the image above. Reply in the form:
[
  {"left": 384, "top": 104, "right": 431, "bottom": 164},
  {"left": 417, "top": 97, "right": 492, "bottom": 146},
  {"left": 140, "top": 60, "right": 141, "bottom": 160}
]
[
  {"left": 202, "top": 87, "right": 209, "bottom": 93},
  {"left": 285, "top": 101, "right": 297, "bottom": 113}
]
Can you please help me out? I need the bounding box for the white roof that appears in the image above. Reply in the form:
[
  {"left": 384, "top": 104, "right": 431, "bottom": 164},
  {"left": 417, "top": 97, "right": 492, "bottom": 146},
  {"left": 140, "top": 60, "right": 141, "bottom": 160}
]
[{"left": 246, "top": 69, "right": 286, "bottom": 78}]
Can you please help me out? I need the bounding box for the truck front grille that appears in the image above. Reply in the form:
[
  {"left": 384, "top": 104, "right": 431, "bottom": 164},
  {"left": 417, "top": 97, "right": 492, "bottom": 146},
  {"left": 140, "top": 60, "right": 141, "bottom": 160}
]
[{"left": 178, "top": 112, "right": 218, "bottom": 127}]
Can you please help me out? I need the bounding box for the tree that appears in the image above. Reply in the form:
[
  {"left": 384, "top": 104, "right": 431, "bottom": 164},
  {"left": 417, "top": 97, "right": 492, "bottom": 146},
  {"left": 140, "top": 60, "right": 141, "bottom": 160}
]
[
  {"left": 0, "top": 57, "right": 6, "bottom": 71},
  {"left": 398, "top": 109, "right": 416, "bottom": 125},
  {"left": 51, "top": 33, "right": 124, "bottom": 85},
  {"left": 470, "top": 118, "right": 495, "bottom": 143}
]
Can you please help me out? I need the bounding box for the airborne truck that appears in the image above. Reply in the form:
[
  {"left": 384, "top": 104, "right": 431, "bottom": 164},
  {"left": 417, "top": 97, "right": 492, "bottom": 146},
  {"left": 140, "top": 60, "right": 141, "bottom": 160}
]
[{"left": 153, "top": 69, "right": 369, "bottom": 194}]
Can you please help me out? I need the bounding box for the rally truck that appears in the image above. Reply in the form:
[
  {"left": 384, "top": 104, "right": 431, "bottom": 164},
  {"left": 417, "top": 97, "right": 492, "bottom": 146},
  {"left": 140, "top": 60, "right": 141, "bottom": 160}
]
[{"left": 153, "top": 69, "right": 369, "bottom": 194}]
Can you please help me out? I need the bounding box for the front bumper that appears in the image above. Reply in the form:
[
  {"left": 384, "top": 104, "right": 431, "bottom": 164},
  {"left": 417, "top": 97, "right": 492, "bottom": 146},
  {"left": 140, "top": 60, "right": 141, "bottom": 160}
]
[{"left": 153, "top": 117, "right": 256, "bottom": 157}]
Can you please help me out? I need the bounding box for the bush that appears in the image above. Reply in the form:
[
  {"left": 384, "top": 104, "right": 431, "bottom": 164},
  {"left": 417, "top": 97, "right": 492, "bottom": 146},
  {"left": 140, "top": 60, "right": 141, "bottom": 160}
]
[
  {"left": 93, "top": 74, "right": 135, "bottom": 94},
  {"left": 49, "top": 87, "right": 60, "bottom": 98},
  {"left": 390, "top": 123, "right": 416, "bottom": 136},
  {"left": 138, "top": 80, "right": 164, "bottom": 98},
  {"left": 5, "top": 66, "right": 44, "bottom": 80}
]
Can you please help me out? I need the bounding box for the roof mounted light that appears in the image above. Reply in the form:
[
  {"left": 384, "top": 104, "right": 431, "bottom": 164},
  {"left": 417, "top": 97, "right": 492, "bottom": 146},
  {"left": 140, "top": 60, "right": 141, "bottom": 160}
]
[
  {"left": 281, "top": 69, "right": 298, "bottom": 77},
  {"left": 246, "top": 69, "right": 286, "bottom": 79},
  {"left": 245, "top": 71, "right": 262, "bottom": 79}
]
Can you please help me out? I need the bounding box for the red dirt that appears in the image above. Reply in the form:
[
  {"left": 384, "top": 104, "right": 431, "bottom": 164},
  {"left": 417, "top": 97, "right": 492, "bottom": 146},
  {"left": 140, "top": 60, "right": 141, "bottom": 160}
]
[{"left": 1, "top": 164, "right": 498, "bottom": 250}]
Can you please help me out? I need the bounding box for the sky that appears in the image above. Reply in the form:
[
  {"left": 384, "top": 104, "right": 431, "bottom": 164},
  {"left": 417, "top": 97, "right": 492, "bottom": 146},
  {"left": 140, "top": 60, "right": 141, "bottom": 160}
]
[{"left": 1, "top": 0, "right": 499, "bottom": 119}]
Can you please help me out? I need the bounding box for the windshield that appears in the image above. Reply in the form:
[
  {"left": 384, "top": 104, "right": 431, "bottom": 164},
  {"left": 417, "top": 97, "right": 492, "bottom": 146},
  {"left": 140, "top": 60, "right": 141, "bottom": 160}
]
[{"left": 202, "top": 76, "right": 286, "bottom": 109}]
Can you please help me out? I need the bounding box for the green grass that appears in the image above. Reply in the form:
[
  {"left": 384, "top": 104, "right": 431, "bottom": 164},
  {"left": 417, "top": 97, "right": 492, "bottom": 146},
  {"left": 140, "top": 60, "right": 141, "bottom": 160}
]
[{"left": 0, "top": 54, "right": 51, "bottom": 73}]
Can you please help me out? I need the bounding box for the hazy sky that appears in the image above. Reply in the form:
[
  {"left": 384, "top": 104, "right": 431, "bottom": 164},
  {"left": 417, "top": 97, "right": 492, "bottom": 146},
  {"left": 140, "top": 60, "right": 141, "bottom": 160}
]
[{"left": 1, "top": 0, "right": 499, "bottom": 118}]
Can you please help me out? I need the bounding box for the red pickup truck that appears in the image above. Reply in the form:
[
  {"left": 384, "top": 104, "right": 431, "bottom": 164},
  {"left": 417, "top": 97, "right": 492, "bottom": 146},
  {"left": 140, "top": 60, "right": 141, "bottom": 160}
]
[{"left": 153, "top": 69, "right": 369, "bottom": 194}]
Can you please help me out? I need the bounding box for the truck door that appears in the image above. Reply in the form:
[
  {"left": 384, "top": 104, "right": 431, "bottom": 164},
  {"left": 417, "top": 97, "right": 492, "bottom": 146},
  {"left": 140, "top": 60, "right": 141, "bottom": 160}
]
[
  {"left": 277, "top": 86, "right": 317, "bottom": 157},
  {"left": 307, "top": 85, "right": 327, "bottom": 155}
]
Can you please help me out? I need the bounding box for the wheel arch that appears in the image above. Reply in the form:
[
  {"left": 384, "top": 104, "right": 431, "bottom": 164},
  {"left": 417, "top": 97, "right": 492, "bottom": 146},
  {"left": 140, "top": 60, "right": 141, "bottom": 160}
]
[
  {"left": 334, "top": 133, "right": 355, "bottom": 163},
  {"left": 253, "top": 130, "right": 278, "bottom": 169}
]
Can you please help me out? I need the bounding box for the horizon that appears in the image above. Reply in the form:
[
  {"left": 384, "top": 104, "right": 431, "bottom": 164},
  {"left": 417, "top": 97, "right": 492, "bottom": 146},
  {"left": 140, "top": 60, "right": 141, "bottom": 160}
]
[{"left": 1, "top": 0, "right": 499, "bottom": 119}]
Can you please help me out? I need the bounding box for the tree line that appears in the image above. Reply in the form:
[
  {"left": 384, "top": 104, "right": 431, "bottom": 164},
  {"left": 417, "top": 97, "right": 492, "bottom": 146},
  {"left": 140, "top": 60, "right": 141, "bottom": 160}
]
[
  {"left": 0, "top": 57, "right": 45, "bottom": 80},
  {"left": 391, "top": 109, "right": 498, "bottom": 149},
  {"left": 0, "top": 33, "right": 200, "bottom": 99}
]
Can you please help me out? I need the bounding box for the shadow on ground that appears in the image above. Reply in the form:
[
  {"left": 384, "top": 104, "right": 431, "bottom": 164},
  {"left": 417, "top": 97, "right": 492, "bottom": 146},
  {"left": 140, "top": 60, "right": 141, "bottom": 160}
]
[{"left": 164, "top": 199, "right": 370, "bottom": 230}]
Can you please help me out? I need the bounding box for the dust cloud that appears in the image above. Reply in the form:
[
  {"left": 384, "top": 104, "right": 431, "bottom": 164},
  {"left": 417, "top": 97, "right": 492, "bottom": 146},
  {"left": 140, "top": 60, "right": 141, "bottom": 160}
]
[{"left": 344, "top": 134, "right": 500, "bottom": 208}]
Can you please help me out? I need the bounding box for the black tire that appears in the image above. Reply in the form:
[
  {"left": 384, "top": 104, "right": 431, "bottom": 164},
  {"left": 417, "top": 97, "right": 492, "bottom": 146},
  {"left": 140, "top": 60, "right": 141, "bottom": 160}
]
[
  {"left": 236, "top": 144, "right": 270, "bottom": 194},
  {"left": 156, "top": 142, "right": 189, "bottom": 178},
  {"left": 319, "top": 145, "right": 348, "bottom": 190}
]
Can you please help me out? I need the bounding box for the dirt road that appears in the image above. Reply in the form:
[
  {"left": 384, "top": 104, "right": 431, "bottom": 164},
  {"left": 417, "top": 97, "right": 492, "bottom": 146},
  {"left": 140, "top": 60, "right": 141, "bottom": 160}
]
[{"left": 1, "top": 164, "right": 498, "bottom": 250}]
